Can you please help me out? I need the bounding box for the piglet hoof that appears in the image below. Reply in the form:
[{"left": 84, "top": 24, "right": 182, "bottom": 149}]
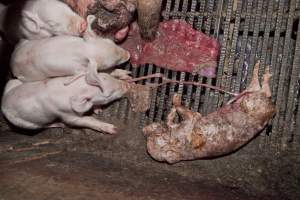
[
  {"left": 110, "top": 69, "right": 132, "bottom": 80},
  {"left": 173, "top": 94, "right": 182, "bottom": 106},
  {"left": 93, "top": 108, "right": 102, "bottom": 115},
  {"left": 105, "top": 124, "right": 119, "bottom": 134}
]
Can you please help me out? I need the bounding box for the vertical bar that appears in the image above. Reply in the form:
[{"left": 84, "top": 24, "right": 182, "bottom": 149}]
[
  {"left": 184, "top": 0, "right": 197, "bottom": 108},
  {"left": 155, "top": 69, "right": 169, "bottom": 121},
  {"left": 270, "top": 1, "right": 285, "bottom": 98},
  {"left": 235, "top": 0, "right": 253, "bottom": 93},
  {"left": 283, "top": 18, "right": 300, "bottom": 144},
  {"left": 258, "top": 0, "right": 274, "bottom": 149},
  {"left": 139, "top": 64, "right": 154, "bottom": 127},
  {"left": 223, "top": 0, "right": 243, "bottom": 103},
  {"left": 273, "top": 0, "right": 296, "bottom": 150},
  {"left": 191, "top": 0, "right": 206, "bottom": 112},
  {"left": 201, "top": 0, "right": 216, "bottom": 115},
  {"left": 213, "top": 0, "right": 234, "bottom": 109},
  {"left": 148, "top": 67, "right": 162, "bottom": 124},
  {"left": 245, "top": 0, "right": 264, "bottom": 87}
]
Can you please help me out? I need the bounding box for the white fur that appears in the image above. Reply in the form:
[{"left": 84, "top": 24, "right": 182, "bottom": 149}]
[
  {"left": 11, "top": 35, "right": 130, "bottom": 82},
  {"left": 1, "top": 73, "right": 130, "bottom": 134},
  {"left": 0, "top": 0, "right": 86, "bottom": 43}
]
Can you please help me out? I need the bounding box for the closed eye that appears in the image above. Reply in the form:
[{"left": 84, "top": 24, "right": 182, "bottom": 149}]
[{"left": 47, "top": 20, "right": 59, "bottom": 27}]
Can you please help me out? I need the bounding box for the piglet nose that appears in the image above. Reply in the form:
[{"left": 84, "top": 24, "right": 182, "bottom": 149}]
[{"left": 79, "top": 20, "right": 87, "bottom": 34}]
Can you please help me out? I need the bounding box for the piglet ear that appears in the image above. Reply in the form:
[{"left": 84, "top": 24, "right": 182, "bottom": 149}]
[
  {"left": 70, "top": 95, "right": 93, "bottom": 115},
  {"left": 83, "top": 15, "right": 97, "bottom": 40},
  {"left": 22, "top": 11, "right": 41, "bottom": 34},
  {"left": 85, "top": 59, "right": 104, "bottom": 92}
]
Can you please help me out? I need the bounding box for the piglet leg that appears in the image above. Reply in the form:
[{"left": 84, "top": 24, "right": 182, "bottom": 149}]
[
  {"left": 261, "top": 65, "right": 272, "bottom": 97},
  {"left": 93, "top": 105, "right": 103, "bottom": 114},
  {"left": 47, "top": 123, "right": 66, "bottom": 128},
  {"left": 246, "top": 61, "right": 261, "bottom": 92},
  {"left": 173, "top": 94, "right": 201, "bottom": 121},
  {"left": 167, "top": 108, "right": 179, "bottom": 129},
  {"left": 65, "top": 116, "right": 118, "bottom": 134}
]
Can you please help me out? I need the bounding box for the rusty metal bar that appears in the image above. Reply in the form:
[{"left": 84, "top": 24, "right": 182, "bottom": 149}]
[
  {"left": 213, "top": 0, "right": 234, "bottom": 109},
  {"left": 283, "top": 18, "right": 300, "bottom": 148},
  {"left": 191, "top": 0, "right": 206, "bottom": 112},
  {"left": 272, "top": 0, "right": 296, "bottom": 151},
  {"left": 223, "top": 0, "right": 242, "bottom": 103},
  {"left": 258, "top": 0, "right": 274, "bottom": 149},
  {"left": 201, "top": 0, "right": 215, "bottom": 115}
]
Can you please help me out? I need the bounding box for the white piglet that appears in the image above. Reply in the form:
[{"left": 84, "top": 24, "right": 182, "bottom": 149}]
[
  {"left": 0, "top": 0, "right": 87, "bottom": 44},
  {"left": 1, "top": 65, "right": 130, "bottom": 134},
  {"left": 11, "top": 16, "right": 130, "bottom": 85}
]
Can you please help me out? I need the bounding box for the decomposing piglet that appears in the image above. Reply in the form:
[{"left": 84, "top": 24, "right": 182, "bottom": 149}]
[
  {"left": 0, "top": 0, "right": 87, "bottom": 44},
  {"left": 11, "top": 16, "right": 130, "bottom": 83},
  {"left": 143, "top": 62, "right": 276, "bottom": 163},
  {"left": 1, "top": 69, "right": 130, "bottom": 134}
]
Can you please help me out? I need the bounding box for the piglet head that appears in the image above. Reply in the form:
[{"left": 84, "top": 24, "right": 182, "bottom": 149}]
[
  {"left": 143, "top": 123, "right": 180, "bottom": 164},
  {"left": 86, "top": 68, "right": 130, "bottom": 105},
  {"left": 98, "top": 39, "right": 131, "bottom": 68},
  {"left": 30, "top": 0, "right": 87, "bottom": 37},
  {"left": 85, "top": 37, "right": 130, "bottom": 70}
]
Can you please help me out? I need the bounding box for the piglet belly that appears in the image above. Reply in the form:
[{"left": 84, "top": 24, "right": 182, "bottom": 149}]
[{"left": 195, "top": 107, "right": 262, "bottom": 158}]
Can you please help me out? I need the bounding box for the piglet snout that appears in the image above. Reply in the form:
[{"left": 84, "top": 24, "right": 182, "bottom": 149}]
[{"left": 124, "top": 51, "right": 131, "bottom": 61}]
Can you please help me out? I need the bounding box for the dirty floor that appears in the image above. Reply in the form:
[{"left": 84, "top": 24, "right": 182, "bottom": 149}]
[{"left": 0, "top": 129, "right": 266, "bottom": 200}]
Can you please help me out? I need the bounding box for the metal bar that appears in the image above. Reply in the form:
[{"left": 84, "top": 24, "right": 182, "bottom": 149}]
[
  {"left": 155, "top": 69, "right": 169, "bottom": 121},
  {"left": 148, "top": 67, "right": 162, "bottom": 124},
  {"left": 191, "top": 0, "right": 207, "bottom": 112},
  {"left": 283, "top": 18, "right": 300, "bottom": 146},
  {"left": 166, "top": 71, "right": 178, "bottom": 114},
  {"left": 213, "top": 0, "right": 234, "bottom": 109},
  {"left": 245, "top": 0, "right": 264, "bottom": 86},
  {"left": 235, "top": 0, "right": 253, "bottom": 93},
  {"left": 271, "top": 0, "right": 297, "bottom": 149},
  {"left": 183, "top": 0, "right": 197, "bottom": 108},
  {"left": 201, "top": 0, "right": 215, "bottom": 115},
  {"left": 258, "top": 0, "right": 274, "bottom": 149},
  {"left": 139, "top": 64, "right": 154, "bottom": 127},
  {"left": 270, "top": 1, "right": 285, "bottom": 99},
  {"left": 223, "top": 0, "right": 243, "bottom": 103}
]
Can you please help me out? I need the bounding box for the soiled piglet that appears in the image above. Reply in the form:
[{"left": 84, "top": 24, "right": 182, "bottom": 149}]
[
  {"left": 0, "top": 0, "right": 87, "bottom": 44},
  {"left": 63, "top": 0, "right": 136, "bottom": 42},
  {"left": 144, "top": 62, "right": 276, "bottom": 163},
  {"left": 11, "top": 17, "right": 130, "bottom": 83},
  {"left": 1, "top": 69, "right": 131, "bottom": 134}
]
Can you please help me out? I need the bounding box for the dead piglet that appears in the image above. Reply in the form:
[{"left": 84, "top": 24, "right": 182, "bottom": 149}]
[
  {"left": 0, "top": 0, "right": 87, "bottom": 44},
  {"left": 143, "top": 62, "right": 276, "bottom": 163},
  {"left": 1, "top": 72, "right": 130, "bottom": 134}
]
